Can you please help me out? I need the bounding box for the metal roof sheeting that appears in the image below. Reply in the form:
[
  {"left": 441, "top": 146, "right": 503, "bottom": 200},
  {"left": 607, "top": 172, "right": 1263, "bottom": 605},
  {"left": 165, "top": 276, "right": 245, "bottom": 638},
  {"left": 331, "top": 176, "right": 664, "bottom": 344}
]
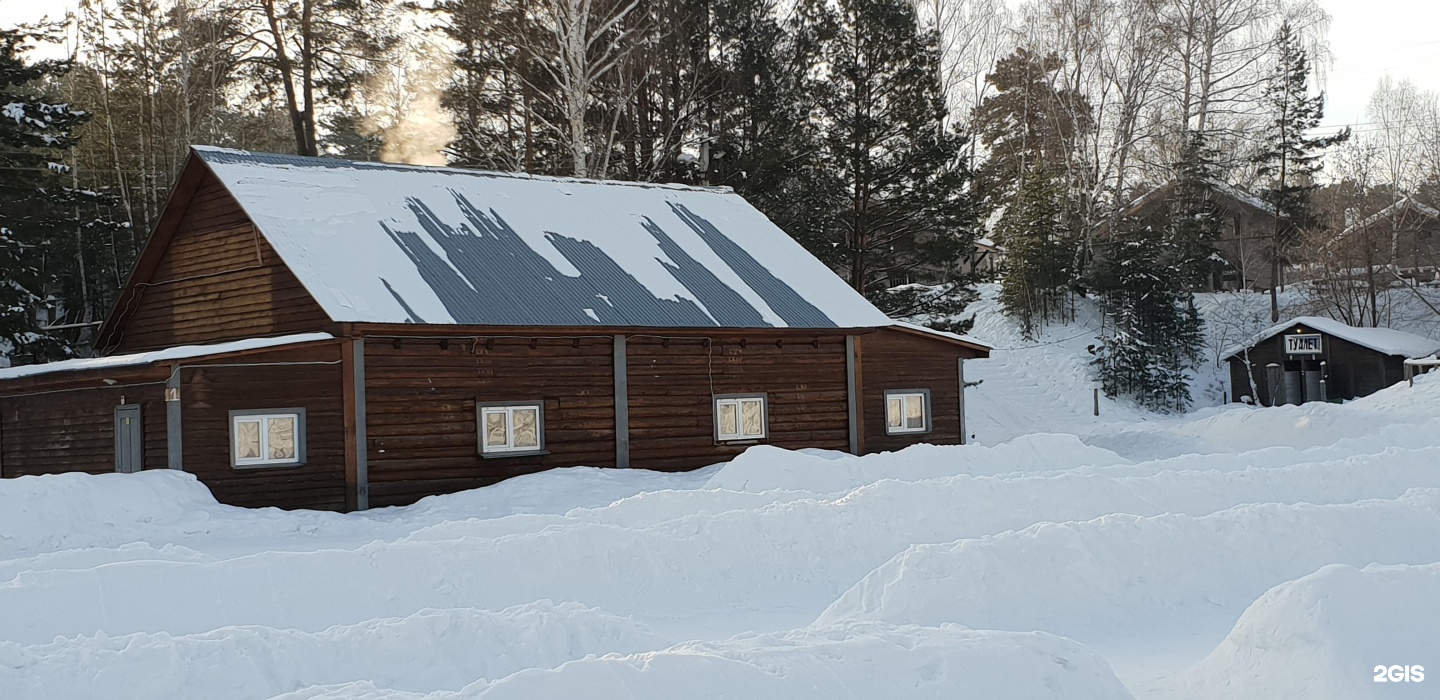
[{"left": 194, "top": 147, "right": 893, "bottom": 330}]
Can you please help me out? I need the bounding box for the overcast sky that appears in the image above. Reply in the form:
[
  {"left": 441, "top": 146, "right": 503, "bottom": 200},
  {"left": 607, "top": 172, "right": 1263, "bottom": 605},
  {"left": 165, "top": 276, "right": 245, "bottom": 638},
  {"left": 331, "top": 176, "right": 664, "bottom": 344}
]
[{"left": 2, "top": 0, "right": 1437, "bottom": 132}]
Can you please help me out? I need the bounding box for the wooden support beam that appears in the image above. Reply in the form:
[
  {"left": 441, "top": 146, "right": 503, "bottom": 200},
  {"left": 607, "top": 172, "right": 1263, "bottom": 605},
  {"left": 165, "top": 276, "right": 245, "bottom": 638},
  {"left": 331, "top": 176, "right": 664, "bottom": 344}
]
[
  {"left": 343, "top": 338, "right": 370, "bottom": 510},
  {"left": 165, "top": 368, "right": 183, "bottom": 470},
  {"left": 958, "top": 358, "right": 967, "bottom": 445},
  {"left": 614, "top": 334, "right": 630, "bottom": 468},
  {"left": 846, "top": 335, "right": 859, "bottom": 454},
  {"left": 852, "top": 335, "right": 865, "bottom": 455}
]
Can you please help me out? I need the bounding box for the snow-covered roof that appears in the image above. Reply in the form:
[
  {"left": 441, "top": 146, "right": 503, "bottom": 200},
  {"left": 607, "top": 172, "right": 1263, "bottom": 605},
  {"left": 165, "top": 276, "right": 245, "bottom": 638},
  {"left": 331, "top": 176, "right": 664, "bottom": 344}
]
[
  {"left": 1335, "top": 197, "right": 1440, "bottom": 242},
  {"left": 194, "top": 147, "right": 891, "bottom": 330},
  {"left": 1222, "top": 317, "right": 1440, "bottom": 360},
  {"left": 1122, "top": 178, "right": 1275, "bottom": 217},
  {"left": 0, "top": 333, "right": 334, "bottom": 381},
  {"left": 888, "top": 320, "right": 992, "bottom": 353}
]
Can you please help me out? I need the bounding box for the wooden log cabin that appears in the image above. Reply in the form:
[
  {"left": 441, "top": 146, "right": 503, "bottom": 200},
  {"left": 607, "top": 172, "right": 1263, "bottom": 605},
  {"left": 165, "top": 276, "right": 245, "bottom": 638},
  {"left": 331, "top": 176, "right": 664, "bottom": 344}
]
[{"left": 0, "top": 147, "right": 990, "bottom": 511}]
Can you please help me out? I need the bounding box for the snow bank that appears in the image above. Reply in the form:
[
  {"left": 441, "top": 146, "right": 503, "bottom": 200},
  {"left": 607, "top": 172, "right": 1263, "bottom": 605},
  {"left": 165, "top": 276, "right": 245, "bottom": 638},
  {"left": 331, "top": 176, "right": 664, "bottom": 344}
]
[
  {"left": 704, "top": 435, "right": 1129, "bottom": 492},
  {"left": 1158, "top": 563, "right": 1440, "bottom": 700},
  {"left": 0, "top": 602, "right": 666, "bottom": 700},
  {"left": 0, "top": 471, "right": 224, "bottom": 557},
  {"left": 0, "top": 465, "right": 716, "bottom": 563},
  {"left": 7, "top": 445, "right": 1438, "bottom": 646},
  {"left": 1081, "top": 374, "right": 1440, "bottom": 461},
  {"left": 268, "top": 624, "right": 1135, "bottom": 700},
  {"left": 818, "top": 489, "right": 1440, "bottom": 642}
]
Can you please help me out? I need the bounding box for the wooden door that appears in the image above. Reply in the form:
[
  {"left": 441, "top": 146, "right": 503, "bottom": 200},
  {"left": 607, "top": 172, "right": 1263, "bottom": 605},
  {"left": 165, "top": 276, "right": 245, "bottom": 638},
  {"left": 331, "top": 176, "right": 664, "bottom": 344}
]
[{"left": 114, "top": 404, "right": 143, "bottom": 473}]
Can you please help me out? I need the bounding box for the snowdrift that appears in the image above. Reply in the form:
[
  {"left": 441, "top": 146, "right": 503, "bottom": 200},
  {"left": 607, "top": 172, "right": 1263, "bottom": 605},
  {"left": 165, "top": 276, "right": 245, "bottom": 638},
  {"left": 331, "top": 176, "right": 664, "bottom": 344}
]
[
  {"left": 7, "top": 442, "right": 1439, "bottom": 646},
  {"left": 704, "top": 434, "right": 1129, "bottom": 492},
  {"left": 1158, "top": 562, "right": 1440, "bottom": 700},
  {"left": 2, "top": 319, "right": 1439, "bottom": 698},
  {"left": 818, "top": 489, "right": 1440, "bottom": 641},
  {"left": 266, "top": 625, "right": 1135, "bottom": 700},
  {"left": 0, "top": 602, "right": 666, "bottom": 700}
]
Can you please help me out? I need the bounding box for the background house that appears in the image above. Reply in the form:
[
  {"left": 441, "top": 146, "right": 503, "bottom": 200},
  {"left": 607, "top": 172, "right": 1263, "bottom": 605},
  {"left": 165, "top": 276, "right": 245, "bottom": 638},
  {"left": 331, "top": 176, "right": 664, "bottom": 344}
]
[
  {"left": 1328, "top": 197, "right": 1440, "bottom": 280},
  {"left": 0, "top": 147, "right": 989, "bottom": 511},
  {"left": 1106, "top": 179, "right": 1282, "bottom": 291}
]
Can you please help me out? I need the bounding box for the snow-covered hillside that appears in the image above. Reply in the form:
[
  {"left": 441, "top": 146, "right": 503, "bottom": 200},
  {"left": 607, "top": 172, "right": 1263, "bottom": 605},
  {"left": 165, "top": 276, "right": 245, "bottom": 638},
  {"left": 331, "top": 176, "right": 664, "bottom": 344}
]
[{"left": 3, "top": 293, "right": 1439, "bottom": 698}]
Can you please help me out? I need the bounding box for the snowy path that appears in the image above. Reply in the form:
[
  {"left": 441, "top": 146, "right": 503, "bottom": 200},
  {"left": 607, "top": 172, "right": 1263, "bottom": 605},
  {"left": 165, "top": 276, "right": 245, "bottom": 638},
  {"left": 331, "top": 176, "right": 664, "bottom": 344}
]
[{"left": 965, "top": 349, "right": 1105, "bottom": 444}]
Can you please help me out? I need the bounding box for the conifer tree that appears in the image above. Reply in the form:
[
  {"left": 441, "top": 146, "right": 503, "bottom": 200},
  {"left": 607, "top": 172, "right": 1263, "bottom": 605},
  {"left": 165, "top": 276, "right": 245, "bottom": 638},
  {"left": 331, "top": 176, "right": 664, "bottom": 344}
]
[
  {"left": 996, "top": 164, "right": 1073, "bottom": 338},
  {"left": 1170, "top": 130, "right": 1227, "bottom": 290},
  {"left": 1254, "top": 22, "right": 1349, "bottom": 322},
  {"left": 1087, "top": 131, "right": 1223, "bottom": 411},
  {"left": 0, "top": 28, "right": 93, "bottom": 362},
  {"left": 796, "top": 0, "right": 979, "bottom": 315},
  {"left": 972, "top": 49, "right": 1093, "bottom": 334},
  {"left": 702, "top": 0, "right": 825, "bottom": 247},
  {"left": 1090, "top": 213, "right": 1203, "bottom": 413}
]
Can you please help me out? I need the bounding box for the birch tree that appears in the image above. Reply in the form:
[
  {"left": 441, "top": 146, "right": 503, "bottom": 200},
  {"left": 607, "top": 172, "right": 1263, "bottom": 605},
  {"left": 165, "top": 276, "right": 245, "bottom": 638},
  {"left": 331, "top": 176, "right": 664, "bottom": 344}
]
[{"left": 523, "top": 0, "right": 647, "bottom": 177}]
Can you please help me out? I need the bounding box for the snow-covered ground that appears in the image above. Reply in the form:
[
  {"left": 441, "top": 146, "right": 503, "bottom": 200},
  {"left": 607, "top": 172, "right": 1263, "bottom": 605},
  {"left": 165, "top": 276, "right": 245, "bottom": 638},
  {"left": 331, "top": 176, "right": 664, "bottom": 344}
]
[{"left": 3, "top": 290, "right": 1439, "bottom": 698}]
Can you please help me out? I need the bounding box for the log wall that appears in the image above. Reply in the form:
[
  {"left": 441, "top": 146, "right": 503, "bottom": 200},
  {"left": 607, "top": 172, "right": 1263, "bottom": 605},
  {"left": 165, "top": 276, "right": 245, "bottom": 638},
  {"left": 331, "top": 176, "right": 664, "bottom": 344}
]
[
  {"left": 2, "top": 327, "right": 989, "bottom": 511},
  {"left": 859, "top": 330, "right": 970, "bottom": 453},
  {"left": 106, "top": 169, "right": 330, "bottom": 353},
  {"left": 625, "top": 333, "right": 850, "bottom": 471},
  {"left": 177, "top": 342, "right": 348, "bottom": 510},
  {"left": 0, "top": 367, "right": 169, "bottom": 478},
  {"left": 362, "top": 336, "right": 618, "bottom": 507}
]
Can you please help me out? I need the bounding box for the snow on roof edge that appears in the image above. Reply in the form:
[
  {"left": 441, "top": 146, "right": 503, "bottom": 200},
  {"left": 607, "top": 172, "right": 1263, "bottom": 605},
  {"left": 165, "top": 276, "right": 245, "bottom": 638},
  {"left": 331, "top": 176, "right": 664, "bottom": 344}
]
[
  {"left": 192, "top": 146, "right": 737, "bottom": 195},
  {"left": 1221, "top": 317, "right": 1440, "bottom": 360},
  {"left": 0, "top": 333, "right": 335, "bottom": 381},
  {"left": 889, "top": 320, "right": 993, "bottom": 352}
]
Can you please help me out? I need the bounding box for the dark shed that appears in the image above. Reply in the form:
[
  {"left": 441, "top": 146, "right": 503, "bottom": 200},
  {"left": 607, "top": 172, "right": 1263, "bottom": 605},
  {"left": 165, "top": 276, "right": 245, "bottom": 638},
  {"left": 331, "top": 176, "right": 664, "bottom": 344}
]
[
  {"left": 1222, "top": 316, "right": 1440, "bottom": 406},
  {"left": 0, "top": 147, "right": 990, "bottom": 511}
]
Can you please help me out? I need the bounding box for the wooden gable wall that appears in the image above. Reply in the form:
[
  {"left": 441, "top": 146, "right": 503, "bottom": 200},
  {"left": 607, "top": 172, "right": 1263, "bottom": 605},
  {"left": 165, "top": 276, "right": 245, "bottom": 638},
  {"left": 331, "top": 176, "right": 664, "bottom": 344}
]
[{"left": 98, "top": 159, "right": 331, "bottom": 354}]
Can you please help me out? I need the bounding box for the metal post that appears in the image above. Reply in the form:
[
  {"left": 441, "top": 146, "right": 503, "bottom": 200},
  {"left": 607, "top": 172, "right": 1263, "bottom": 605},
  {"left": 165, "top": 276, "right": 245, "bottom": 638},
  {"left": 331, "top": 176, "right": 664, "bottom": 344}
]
[{"left": 1093, "top": 388, "right": 1100, "bottom": 416}]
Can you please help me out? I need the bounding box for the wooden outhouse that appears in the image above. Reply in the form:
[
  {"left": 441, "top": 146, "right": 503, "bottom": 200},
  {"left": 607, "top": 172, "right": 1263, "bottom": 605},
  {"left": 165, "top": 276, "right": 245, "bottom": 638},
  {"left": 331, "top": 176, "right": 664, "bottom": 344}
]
[
  {"left": 1222, "top": 316, "right": 1440, "bottom": 406},
  {"left": 0, "top": 147, "right": 990, "bottom": 511}
]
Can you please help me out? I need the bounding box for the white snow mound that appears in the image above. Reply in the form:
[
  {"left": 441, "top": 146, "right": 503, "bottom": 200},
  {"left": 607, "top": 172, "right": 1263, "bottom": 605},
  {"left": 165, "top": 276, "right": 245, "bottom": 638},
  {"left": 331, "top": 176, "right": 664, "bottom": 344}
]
[
  {"left": 265, "top": 624, "right": 1136, "bottom": 700},
  {"left": 1156, "top": 562, "right": 1440, "bottom": 699}
]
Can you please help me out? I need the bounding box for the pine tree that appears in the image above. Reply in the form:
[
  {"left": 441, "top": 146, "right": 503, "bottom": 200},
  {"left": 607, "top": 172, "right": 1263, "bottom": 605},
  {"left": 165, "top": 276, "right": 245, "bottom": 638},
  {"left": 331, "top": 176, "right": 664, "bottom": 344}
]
[
  {"left": 1253, "top": 22, "right": 1349, "bottom": 322},
  {"left": 972, "top": 49, "right": 1093, "bottom": 334},
  {"left": 1090, "top": 213, "right": 1203, "bottom": 413},
  {"left": 1170, "top": 130, "right": 1227, "bottom": 290},
  {"left": 0, "top": 28, "right": 94, "bottom": 362},
  {"left": 971, "top": 49, "right": 1093, "bottom": 215},
  {"left": 996, "top": 164, "right": 1073, "bottom": 338},
  {"left": 1087, "top": 132, "right": 1223, "bottom": 411},
  {"left": 702, "top": 0, "right": 824, "bottom": 242},
  {"left": 795, "top": 0, "right": 980, "bottom": 315}
]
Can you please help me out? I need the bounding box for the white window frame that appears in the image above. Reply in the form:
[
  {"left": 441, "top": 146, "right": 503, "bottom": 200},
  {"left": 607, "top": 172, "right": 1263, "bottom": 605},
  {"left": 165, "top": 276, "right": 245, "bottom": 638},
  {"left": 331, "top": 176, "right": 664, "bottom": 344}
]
[
  {"left": 229, "top": 408, "right": 307, "bottom": 469},
  {"left": 714, "top": 393, "right": 768, "bottom": 442},
  {"left": 477, "top": 401, "right": 547, "bottom": 456},
  {"left": 884, "top": 389, "right": 932, "bottom": 435}
]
